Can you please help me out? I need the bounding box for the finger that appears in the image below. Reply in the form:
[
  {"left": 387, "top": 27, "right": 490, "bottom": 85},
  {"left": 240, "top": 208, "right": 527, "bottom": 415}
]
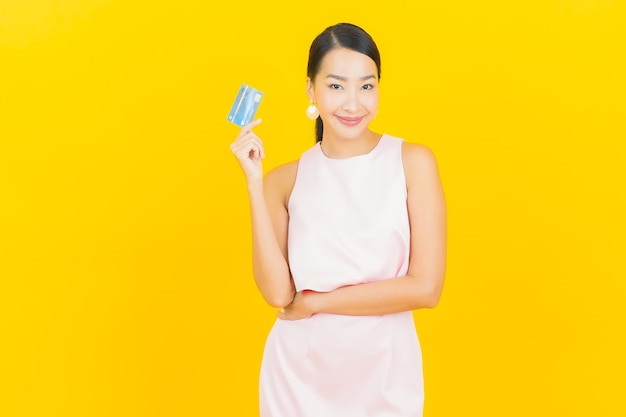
[
  {"left": 240, "top": 118, "right": 263, "bottom": 135},
  {"left": 232, "top": 131, "right": 263, "bottom": 151},
  {"left": 243, "top": 134, "right": 265, "bottom": 159},
  {"left": 231, "top": 137, "right": 259, "bottom": 154},
  {"left": 231, "top": 137, "right": 265, "bottom": 159},
  {"left": 233, "top": 129, "right": 259, "bottom": 147},
  {"left": 243, "top": 143, "right": 264, "bottom": 160}
]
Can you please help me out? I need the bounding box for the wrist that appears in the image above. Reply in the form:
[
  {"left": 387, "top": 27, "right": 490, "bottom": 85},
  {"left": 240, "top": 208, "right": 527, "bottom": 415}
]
[
  {"left": 246, "top": 178, "right": 263, "bottom": 193},
  {"left": 303, "top": 290, "right": 324, "bottom": 314}
]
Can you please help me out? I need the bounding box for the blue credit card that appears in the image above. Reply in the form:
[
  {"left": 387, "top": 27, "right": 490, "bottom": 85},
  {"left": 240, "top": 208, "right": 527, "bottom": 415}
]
[{"left": 227, "top": 83, "right": 264, "bottom": 126}]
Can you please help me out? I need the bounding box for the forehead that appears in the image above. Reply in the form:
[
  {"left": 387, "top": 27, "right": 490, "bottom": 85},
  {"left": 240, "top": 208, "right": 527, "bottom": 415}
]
[{"left": 318, "top": 47, "right": 378, "bottom": 78}]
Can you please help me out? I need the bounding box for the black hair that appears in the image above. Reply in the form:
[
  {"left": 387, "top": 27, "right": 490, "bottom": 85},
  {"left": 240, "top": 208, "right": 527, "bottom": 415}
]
[{"left": 307, "top": 23, "right": 381, "bottom": 143}]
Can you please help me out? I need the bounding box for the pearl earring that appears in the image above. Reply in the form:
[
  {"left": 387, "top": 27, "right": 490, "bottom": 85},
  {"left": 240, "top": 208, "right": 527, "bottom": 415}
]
[{"left": 306, "top": 102, "right": 319, "bottom": 120}]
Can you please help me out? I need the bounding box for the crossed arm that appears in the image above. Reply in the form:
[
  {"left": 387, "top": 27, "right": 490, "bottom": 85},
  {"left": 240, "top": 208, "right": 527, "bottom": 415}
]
[{"left": 248, "top": 142, "right": 446, "bottom": 320}]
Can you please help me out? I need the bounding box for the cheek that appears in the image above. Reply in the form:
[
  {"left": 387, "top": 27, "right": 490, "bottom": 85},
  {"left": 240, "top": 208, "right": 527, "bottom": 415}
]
[
  {"left": 363, "top": 93, "right": 379, "bottom": 111},
  {"left": 317, "top": 94, "right": 339, "bottom": 111}
]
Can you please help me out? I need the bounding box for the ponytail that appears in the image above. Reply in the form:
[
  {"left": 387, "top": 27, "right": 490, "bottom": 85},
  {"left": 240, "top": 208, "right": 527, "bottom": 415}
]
[{"left": 315, "top": 117, "right": 323, "bottom": 143}]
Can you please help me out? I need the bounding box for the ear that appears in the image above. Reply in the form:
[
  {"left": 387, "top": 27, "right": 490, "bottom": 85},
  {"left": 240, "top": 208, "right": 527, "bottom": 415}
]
[{"left": 306, "top": 77, "right": 315, "bottom": 102}]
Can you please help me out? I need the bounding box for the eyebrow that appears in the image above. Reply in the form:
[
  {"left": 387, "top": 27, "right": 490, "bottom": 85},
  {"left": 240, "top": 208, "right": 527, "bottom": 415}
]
[{"left": 326, "top": 74, "right": 377, "bottom": 82}]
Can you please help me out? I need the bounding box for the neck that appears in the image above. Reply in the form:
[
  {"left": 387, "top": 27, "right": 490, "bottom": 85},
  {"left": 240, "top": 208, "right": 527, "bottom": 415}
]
[{"left": 320, "top": 131, "right": 382, "bottom": 159}]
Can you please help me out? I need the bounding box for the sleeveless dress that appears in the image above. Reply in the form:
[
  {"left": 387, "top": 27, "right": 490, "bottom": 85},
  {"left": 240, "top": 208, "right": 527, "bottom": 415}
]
[{"left": 259, "top": 134, "right": 424, "bottom": 417}]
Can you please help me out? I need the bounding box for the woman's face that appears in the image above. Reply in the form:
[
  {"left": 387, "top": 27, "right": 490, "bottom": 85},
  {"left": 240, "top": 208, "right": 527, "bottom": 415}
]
[{"left": 308, "top": 47, "right": 379, "bottom": 141}]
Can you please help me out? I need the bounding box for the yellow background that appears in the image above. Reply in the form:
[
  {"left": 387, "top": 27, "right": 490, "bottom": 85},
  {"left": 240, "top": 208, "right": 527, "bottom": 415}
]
[{"left": 1, "top": 1, "right": 624, "bottom": 416}]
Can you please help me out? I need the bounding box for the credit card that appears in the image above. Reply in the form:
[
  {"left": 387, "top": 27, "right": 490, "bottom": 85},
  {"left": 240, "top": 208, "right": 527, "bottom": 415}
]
[{"left": 226, "top": 83, "right": 264, "bottom": 126}]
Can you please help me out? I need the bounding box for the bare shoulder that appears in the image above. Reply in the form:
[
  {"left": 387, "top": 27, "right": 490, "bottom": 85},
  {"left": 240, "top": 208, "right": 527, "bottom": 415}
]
[
  {"left": 264, "top": 159, "right": 299, "bottom": 186},
  {"left": 401, "top": 141, "right": 440, "bottom": 177},
  {"left": 264, "top": 159, "right": 300, "bottom": 206},
  {"left": 401, "top": 141, "right": 446, "bottom": 214}
]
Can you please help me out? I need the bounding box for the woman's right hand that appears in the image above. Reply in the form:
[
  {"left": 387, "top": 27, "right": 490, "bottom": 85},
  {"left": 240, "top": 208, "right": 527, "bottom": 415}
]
[{"left": 229, "top": 118, "right": 265, "bottom": 183}]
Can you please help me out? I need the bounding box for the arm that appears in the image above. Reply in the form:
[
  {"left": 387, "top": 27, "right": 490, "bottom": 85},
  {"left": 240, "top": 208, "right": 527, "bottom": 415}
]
[
  {"left": 279, "top": 142, "right": 446, "bottom": 319},
  {"left": 230, "top": 120, "right": 296, "bottom": 308}
]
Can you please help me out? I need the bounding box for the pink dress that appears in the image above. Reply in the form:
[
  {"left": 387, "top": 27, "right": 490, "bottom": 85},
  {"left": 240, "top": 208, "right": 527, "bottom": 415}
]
[{"left": 260, "top": 134, "right": 424, "bottom": 417}]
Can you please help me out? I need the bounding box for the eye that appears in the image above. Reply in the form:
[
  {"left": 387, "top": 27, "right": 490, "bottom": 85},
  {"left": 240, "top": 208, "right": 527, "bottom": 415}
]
[
  {"left": 362, "top": 84, "right": 375, "bottom": 90},
  {"left": 329, "top": 84, "right": 342, "bottom": 90}
]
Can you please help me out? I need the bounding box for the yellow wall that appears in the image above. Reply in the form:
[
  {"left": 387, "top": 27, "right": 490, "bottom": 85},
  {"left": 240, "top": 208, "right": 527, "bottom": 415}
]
[{"left": 1, "top": 1, "right": 624, "bottom": 416}]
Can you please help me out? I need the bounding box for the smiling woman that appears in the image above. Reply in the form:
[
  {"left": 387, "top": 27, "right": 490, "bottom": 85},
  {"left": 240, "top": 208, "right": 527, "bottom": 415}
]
[
  {"left": 307, "top": 48, "right": 380, "bottom": 156},
  {"left": 306, "top": 24, "right": 381, "bottom": 146},
  {"left": 229, "top": 22, "right": 447, "bottom": 417}
]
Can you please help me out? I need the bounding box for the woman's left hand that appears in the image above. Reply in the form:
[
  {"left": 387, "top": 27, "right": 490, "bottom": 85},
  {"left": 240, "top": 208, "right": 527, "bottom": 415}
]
[{"left": 277, "top": 290, "right": 317, "bottom": 320}]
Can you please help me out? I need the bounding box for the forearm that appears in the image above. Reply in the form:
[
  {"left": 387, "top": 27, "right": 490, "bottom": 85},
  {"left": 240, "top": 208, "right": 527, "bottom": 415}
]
[
  {"left": 308, "top": 274, "right": 441, "bottom": 316},
  {"left": 247, "top": 180, "right": 294, "bottom": 307}
]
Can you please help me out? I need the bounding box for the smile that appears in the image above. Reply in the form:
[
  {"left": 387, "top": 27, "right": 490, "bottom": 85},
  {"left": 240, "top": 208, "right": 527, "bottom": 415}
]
[{"left": 335, "top": 115, "right": 365, "bottom": 126}]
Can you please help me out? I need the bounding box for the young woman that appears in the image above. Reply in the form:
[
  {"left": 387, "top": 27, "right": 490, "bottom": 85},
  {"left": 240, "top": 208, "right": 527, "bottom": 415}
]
[{"left": 230, "top": 23, "right": 447, "bottom": 417}]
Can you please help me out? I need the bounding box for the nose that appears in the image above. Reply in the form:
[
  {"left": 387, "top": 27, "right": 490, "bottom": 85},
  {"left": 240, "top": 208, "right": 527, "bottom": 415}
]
[{"left": 342, "top": 89, "right": 359, "bottom": 113}]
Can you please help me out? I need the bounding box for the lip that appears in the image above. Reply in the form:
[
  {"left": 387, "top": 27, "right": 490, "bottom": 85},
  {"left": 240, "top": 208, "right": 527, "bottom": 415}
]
[{"left": 335, "top": 115, "right": 365, "bottom": 126}]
